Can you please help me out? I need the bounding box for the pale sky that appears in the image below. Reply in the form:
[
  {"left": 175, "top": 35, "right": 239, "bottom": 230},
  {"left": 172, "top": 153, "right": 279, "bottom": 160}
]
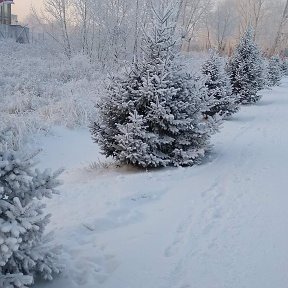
[{"left": 12, "top": 0, "right": 42, "bottom": 21}]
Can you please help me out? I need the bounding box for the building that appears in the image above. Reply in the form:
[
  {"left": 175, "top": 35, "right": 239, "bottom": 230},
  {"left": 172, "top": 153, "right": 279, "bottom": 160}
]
[
  {"left": 0, "top": 0, "right": 29, "bottom": 43},
  {"left": 0, "top": 0, "right": 12, "bottom": 24}
]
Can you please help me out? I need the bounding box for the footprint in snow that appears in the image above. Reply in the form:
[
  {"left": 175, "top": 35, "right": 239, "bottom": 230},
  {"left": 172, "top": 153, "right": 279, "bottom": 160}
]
[
  {"left": 82, "top": 209, "right": 143, "bottom": 233},
  {"left": 71, "top": 254, "right": 119, "bottom": 286}
]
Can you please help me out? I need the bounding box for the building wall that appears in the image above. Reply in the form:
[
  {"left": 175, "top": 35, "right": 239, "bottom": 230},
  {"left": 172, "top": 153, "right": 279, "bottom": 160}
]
[{"left": 0, "top": 24, "right": 29, "bottom": 43}]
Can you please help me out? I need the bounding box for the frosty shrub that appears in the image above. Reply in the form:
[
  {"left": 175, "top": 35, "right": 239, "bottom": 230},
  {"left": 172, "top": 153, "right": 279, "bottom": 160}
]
[
  {"left": 91, "top": 4, "right": 219, "bottom": 168},
  {"left": 0, "top": 130, "right": 62, "bottom": 288},
  {"left": 228, "top": 28, "right": 265, "bottom": 104},
  {"left": 201, "top": 50, "right": 239, "bottom": 118},
  {"left": 267, "top": 56, "right": 282, "bottom": 86},
  {"left": 0, "top": 40, "right": 102, "bottom": 149}
]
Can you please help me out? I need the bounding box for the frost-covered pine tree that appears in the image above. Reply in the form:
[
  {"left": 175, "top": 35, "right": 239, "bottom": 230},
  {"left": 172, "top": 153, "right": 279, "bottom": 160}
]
[
  {"left": 228, "top": 27, "right": 264, "bottom": 104},
  {"left": 280, "top": 59, "right": 288, "bottom": 76},
  {"left": 91, "top": 2, "right": 219, "bottom": 168},
  {"left": 201, "top": 50, "right": 239, "bottom": 118},
  {"left": 0, "top": 130, "right": 62, "bottom": 288},
  {"left": 267, "top": 56, "right": 282, "bottom": 86}
]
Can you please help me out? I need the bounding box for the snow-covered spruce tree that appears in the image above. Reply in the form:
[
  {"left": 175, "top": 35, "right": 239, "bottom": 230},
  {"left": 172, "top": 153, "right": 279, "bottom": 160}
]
[
  {"left": 0, "top": 130, "right": 62, "bottom": 288},
  {"left": 267, "top": 56, "right": 282, "bottom": 86},
  {"left": 228, "top": 27, "right": 265, "bottom": 104},
  {"left": 91, "top": 3, "right": 219, "bottom": 168},
  {"left": 201, "top": 50, "right": 239, "bottom": 118},
  {"left": 280, "top": 59, "right": 288, "bottom": 76}
]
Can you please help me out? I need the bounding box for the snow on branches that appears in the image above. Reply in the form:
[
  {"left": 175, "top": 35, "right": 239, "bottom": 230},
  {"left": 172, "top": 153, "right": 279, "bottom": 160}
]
[
  {"left": 201, "top": 50, "right": 239, "bottom": 118},
  {"left": 0, "top": 130, "right": 62, "bottom": 288},
  {"left": 228, "top": 27, "right": 265, "bottom": 104},
  {"left": 91, "top": 3, "right": 220, "bottom": 168}
]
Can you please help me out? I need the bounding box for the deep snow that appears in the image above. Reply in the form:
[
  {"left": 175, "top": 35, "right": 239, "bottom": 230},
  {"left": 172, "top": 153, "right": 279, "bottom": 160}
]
[{"left": 36, "top": 79, "right": 288, "bottom": 288}]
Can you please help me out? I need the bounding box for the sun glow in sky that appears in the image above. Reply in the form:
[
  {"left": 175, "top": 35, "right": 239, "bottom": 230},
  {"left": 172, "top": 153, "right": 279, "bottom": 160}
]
[{"left": 12, "top": 0, "right": 42, "bottom": 21}]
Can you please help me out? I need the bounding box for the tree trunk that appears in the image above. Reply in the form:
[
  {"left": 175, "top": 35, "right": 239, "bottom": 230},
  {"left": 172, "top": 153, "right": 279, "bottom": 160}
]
[{"left": 271, "top": 0, "right": 288, "bottom": 55}]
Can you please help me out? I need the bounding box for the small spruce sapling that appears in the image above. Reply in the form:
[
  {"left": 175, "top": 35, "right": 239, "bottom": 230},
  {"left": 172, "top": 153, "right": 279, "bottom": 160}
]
[
  {"left": 91, "top": 3, "right": 219, "bottom": 168},
  {"left": 267, "top": 56, "right": 282, "bottom": 86},
  {"left": 0, "top": 130, "right": 62, "bottom": 288},
  {"left": 280, "top": 59, "right": 288, "bottom": 76},
  {"left": 201, "top": 50, "right": 239, "bottom": 118},
  {"left": 228, "top": 27, "right": 265, "bottom": 104}
]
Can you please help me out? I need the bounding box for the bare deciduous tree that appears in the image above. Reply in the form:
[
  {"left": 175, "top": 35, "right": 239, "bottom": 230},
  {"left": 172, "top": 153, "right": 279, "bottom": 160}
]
[
  {"left": 27, "top": 0, "right": 288, "bottom": 62},
  {"left": 44, "top": 0, "right": 72, "bottom": 58},
  {"left": 178, "top": 0, "right": 214, "bottom": 51},
  {"left": 271, "top": 0, "right": 288, "bottom": 55},
  {"left": 209, "top": 0, "right": 237, "bottom": 53},
  {"left": 237, "top": 0, "right": 266, "bottom": 39}
]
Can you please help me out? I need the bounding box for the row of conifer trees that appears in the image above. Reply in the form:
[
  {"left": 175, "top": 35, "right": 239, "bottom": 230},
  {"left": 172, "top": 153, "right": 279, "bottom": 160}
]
[{"left": 91, "top": 5, "right": 287, "bottom": 169}]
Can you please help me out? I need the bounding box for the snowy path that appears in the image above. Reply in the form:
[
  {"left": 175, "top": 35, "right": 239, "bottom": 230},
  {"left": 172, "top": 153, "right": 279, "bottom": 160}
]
[{"left": 37, "top": 80, "right": 288, "bottom": 288}]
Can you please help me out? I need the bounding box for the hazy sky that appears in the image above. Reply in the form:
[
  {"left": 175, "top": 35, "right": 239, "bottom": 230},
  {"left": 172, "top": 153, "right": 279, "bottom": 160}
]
[{"left": 12, "top": 0, "right": 42, "bottom": 21}]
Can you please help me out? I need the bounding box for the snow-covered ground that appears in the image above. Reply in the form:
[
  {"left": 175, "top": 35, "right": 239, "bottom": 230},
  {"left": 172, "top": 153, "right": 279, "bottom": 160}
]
[{"left": 35, "top": 79, "right": 288, "bottom": 288}]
